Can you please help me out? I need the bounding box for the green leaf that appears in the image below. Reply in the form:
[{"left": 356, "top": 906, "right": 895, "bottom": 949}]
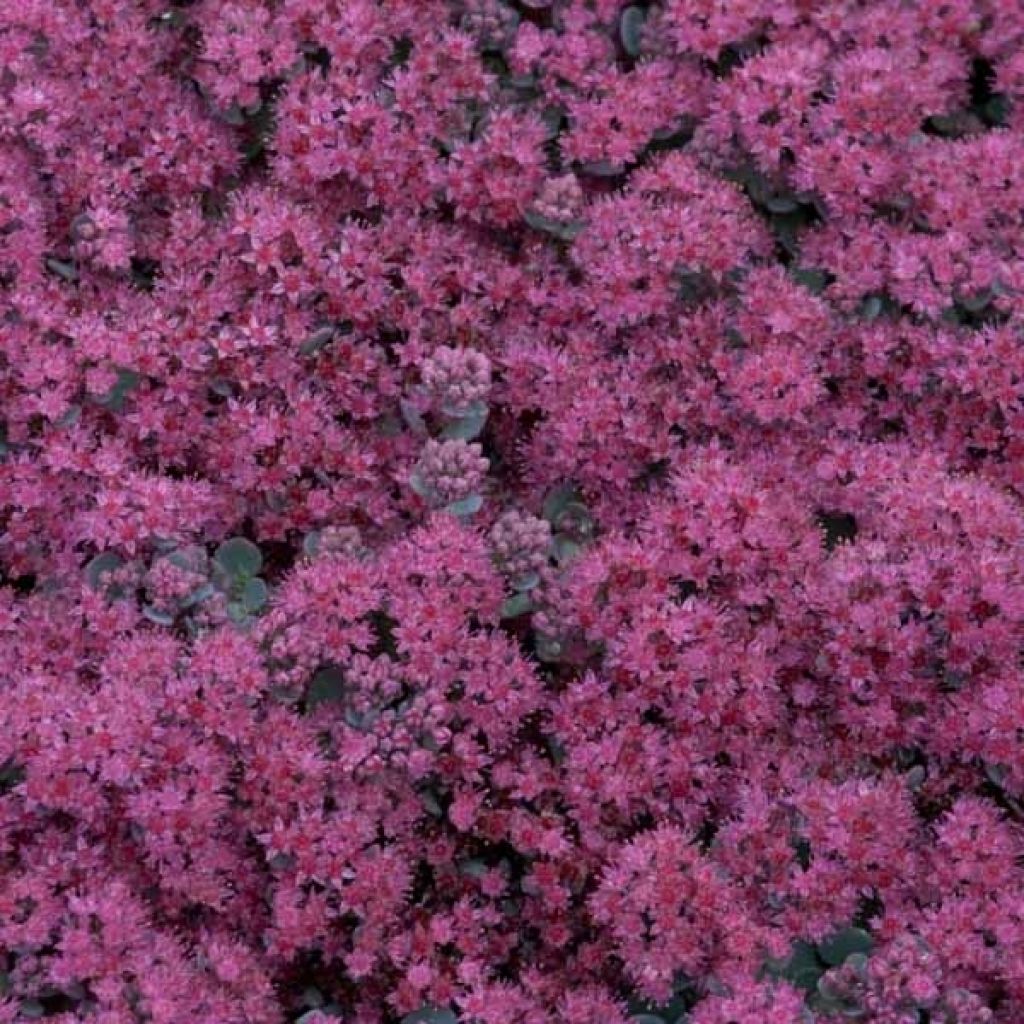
[
  {"left": 859, "top": 295, "right": 884, "bottom": 320},
  {"left": 0, "top": 757, "right": 25, "bottom": 793},
  {"left": 45, "top": 257, "right": 78, "bottom": 282},
  {"left": 440, "top": 407, "right": 488, "bottom": 441},
  {"left": 96, "top": 368, "right": 143, "bottom": 412},
  {"left": 535, "top": 632, "right": 563, "bottom": 662},
  {"left": 214, "top": 537, "right": 262, "bottom": 577},
  {"left": 619, "top": 5, "right": 646, "bottom": 57},
  {"left": 552, "top": 535, "right": 582, "bottom": 566},
  {"left": 409, "top": 469, "right": 434, "bottom": 499},
  {"left": 523, "top": 208, "right": 563, "bottom": 234},
  {"left": 402, "top": 1007, "right": 457, "bottom": 1024},
  {"left": 55, "top": 403, "right": 82, "bottom": 429},
  {"left": 500, "top": 592, "right": 534, "bottom": 619},
  {"left": 985, "top": 761, "right": 1009, "bottom": 788},
  {"left": 226, "top": 600, "right": 249, "bottom": 623},
  {"left": 580, "top": 159, "right": 625, "bottom": 178},
  {"left": 817, "top": 927, "right": 873, "bottom": 967},
  {"left": 400, "top": 398, "right": 429, "bottom": 436},
  {"left": 542, "top": 483, "right": 581, "bottom": 525},
  {"left": 459, "top": 858, "right": 488, "bottom": 878},
  {"left": 85, "top": 552, "right": 124, "bottom": 591},
  {"left": 958, "top": 289, "right": 993, "bottom": 313},
  {"left": 524, "top": 208, "right": 586, "bottom": 241},
  {"left": 540, "top": 104, "right": 566, "bottom": 140},
  {"left": 555, "top": 500, "right": 594, "bottom": 539},
  {"left": 765, "top": 195, "right": 800, "bottom": 214},
  {"left": 166, "top": 545, "right": 205, "bottom": 572},
  {"left": 142, "top": 605, "right": 176, "bottom": 626},
  {"left": 307, "top": 665, "right": 346, "bottom": 708},
  {"left": 764, "top": 940, "right": 825, "bottom": 992},
  {"left": 445, "top": 493, "right": 483, "bottom": 517},
  {"left": 299, "top": 324, "right": 336, "bottom": 355},
  {"left": 242, "top": 576, "right": 269, "bottom": 612},
  {"left": 512, "top": 571, "right": 540, "bottom": 592},
  {"left": 791, "top": 266, "right": 830, "bottom": 294},
  {"left": 180, "top": 582, "right": 216, "bottom": 609}
]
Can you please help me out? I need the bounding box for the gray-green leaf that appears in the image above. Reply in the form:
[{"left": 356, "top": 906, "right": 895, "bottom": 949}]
[
  {"left": 142, "top": 605, "right": 176, "bottom": 626},
  {"left": 400, "top": 398, "right": 429, "bottom": 436},
  {"left": 542, "top": 483, "right": 582, "bottom": 525},
  {"left": 552, "top": 535, "right": 583, "bottom": 566},
  {"left": 817, "top": 927, "right": 873, "bottom": 966},
  {"left": 445, "top": 493, "right": 483, "bottom": 517},
  {"left": 500, "top": 592, "right": 534, "bottom": 619},
  {"left": 402, "top": 1007, "right": 457, "bottom": 1024},
  {"left": 85, "top": 552, "right": 124, "bottom": 590},
  {"left": 619, "top": 6, "right": 646, "bottom": 56},
  {"left": 524, "top": 208, "right": 586, "bottom": 241},
  {"left": 242, "top": 576, "right": 269, "bottom": 612},
  {"left": 307, "top": 665, "right": 346, "bottom": 708},
  {"left": 409, "top": 469, "right": 434, "bottom": 499},
  {"left": 180, "top": 582, "right": 217, "bottom": 609},
  {"left": 215, "top": 537, "right": 263, "bottom": 577},
  {"left": 440, "top": 407, "right": 488, "bottom": 441},
  {"left": 512, "top": 571, "right": 540, "bottom": 592},
  {"left": 299, "top": 324, "right": 336, "bottom": 355}
]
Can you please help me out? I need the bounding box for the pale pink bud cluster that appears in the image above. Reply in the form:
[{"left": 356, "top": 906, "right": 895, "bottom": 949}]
[
  {"left": 144, "top": 559, "right": 207, "bottom": 613},
  {"left": 942, "top": 989, "right": 994, "bottom": 1024},
  {"left": 866, "top": 936, "right": 941, "bottom": 1013},
  {"left": 532, "top": 174, "right": 584, "bottom": 223},
  {"left": 318, "top": 525, "right": 363, "bottom": 556},
  {"left": 489, "top": 509, "right": 551, "bottom": 577},
  {"left": 459, "top": 0, "right": 518, "bottom": 49},
  {"left": 420, "top": 346, "right": 492, "bottom": 415},
  {"left": 414, "top": 439, "right": 488, "bottom": 503}
]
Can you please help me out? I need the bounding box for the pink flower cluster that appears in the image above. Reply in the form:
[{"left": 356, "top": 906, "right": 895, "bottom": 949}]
[
  {"left": 3, "top": 0, "right": 1024, "bottom": 1022},
  {"left": 420, "top": 347, "right": 493, "bottom": 416},
  {"left": 413, "top": 439, "right": 489, "bottom": 504},
  {"left": 488, "top": 509, "right": 551, "bottom": 579}
]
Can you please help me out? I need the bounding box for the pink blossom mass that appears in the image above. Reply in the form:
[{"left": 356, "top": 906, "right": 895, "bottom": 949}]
[{"left": 2, "top": 1, "right": 1024, "bottom": 1022}]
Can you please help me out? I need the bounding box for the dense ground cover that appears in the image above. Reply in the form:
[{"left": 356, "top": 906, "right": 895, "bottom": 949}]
[{"left": 3, "top": 0, "right": 1024, "bottom": 1021}]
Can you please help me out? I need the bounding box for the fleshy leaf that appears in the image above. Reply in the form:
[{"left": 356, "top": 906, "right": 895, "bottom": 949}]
[
  {"left": 226, "top": 601, "right": 249, "bottom": 623},
  {"left": 440, "top": 407, "right": 488, "bottom": 440},
  {"left": 542, "top": 483, "right": 581, "bottom": 524},
  {"left": 500, "top": 592, "right": 534, "bottom": 618},
  {"left": 409, "top": 469, "right": 434, "bottom": 499},
  {"left": 445, "top": 493, "right": 483, "bottom": 517},
  {"left": 400, "top": 398, "right": 429, "bottom": 436},
  {"left": 512, "top": 571, "right": 540, "bottom": 592},
  {"left": 180, "top": 582, "right": 216, "bottom": 609},
  {"left": 241, "top": 576, "right": 269, "bottom": 612},
  {"left": 402, "top": 1007, "right": 457, "bottom": 1024},
  {"left": 552, "top": 535, "right": 583, "bottom": 566},
  {"left": 214, "top": 537, "right": 263, "bottom": 577},
  {"left": 817, "top": 927, "right": 873, "bottom": 966},
  {"left": 299, "top": 324, "right": 336, "bottom": 355},
  {"left": 85, "top": 552, "right": 124, "bottom": 590},
  {"left": 524, "top": 209, "right": 585, "bottom": 241},
  {"left": 619, "top": 6, "right": 646, "bottom": 56},
  {"left": 142, "top": 605, "right": 176, "bottom": 626},
  {"left": 307, "top": 665, "right": 346, "bottom": 708}
]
